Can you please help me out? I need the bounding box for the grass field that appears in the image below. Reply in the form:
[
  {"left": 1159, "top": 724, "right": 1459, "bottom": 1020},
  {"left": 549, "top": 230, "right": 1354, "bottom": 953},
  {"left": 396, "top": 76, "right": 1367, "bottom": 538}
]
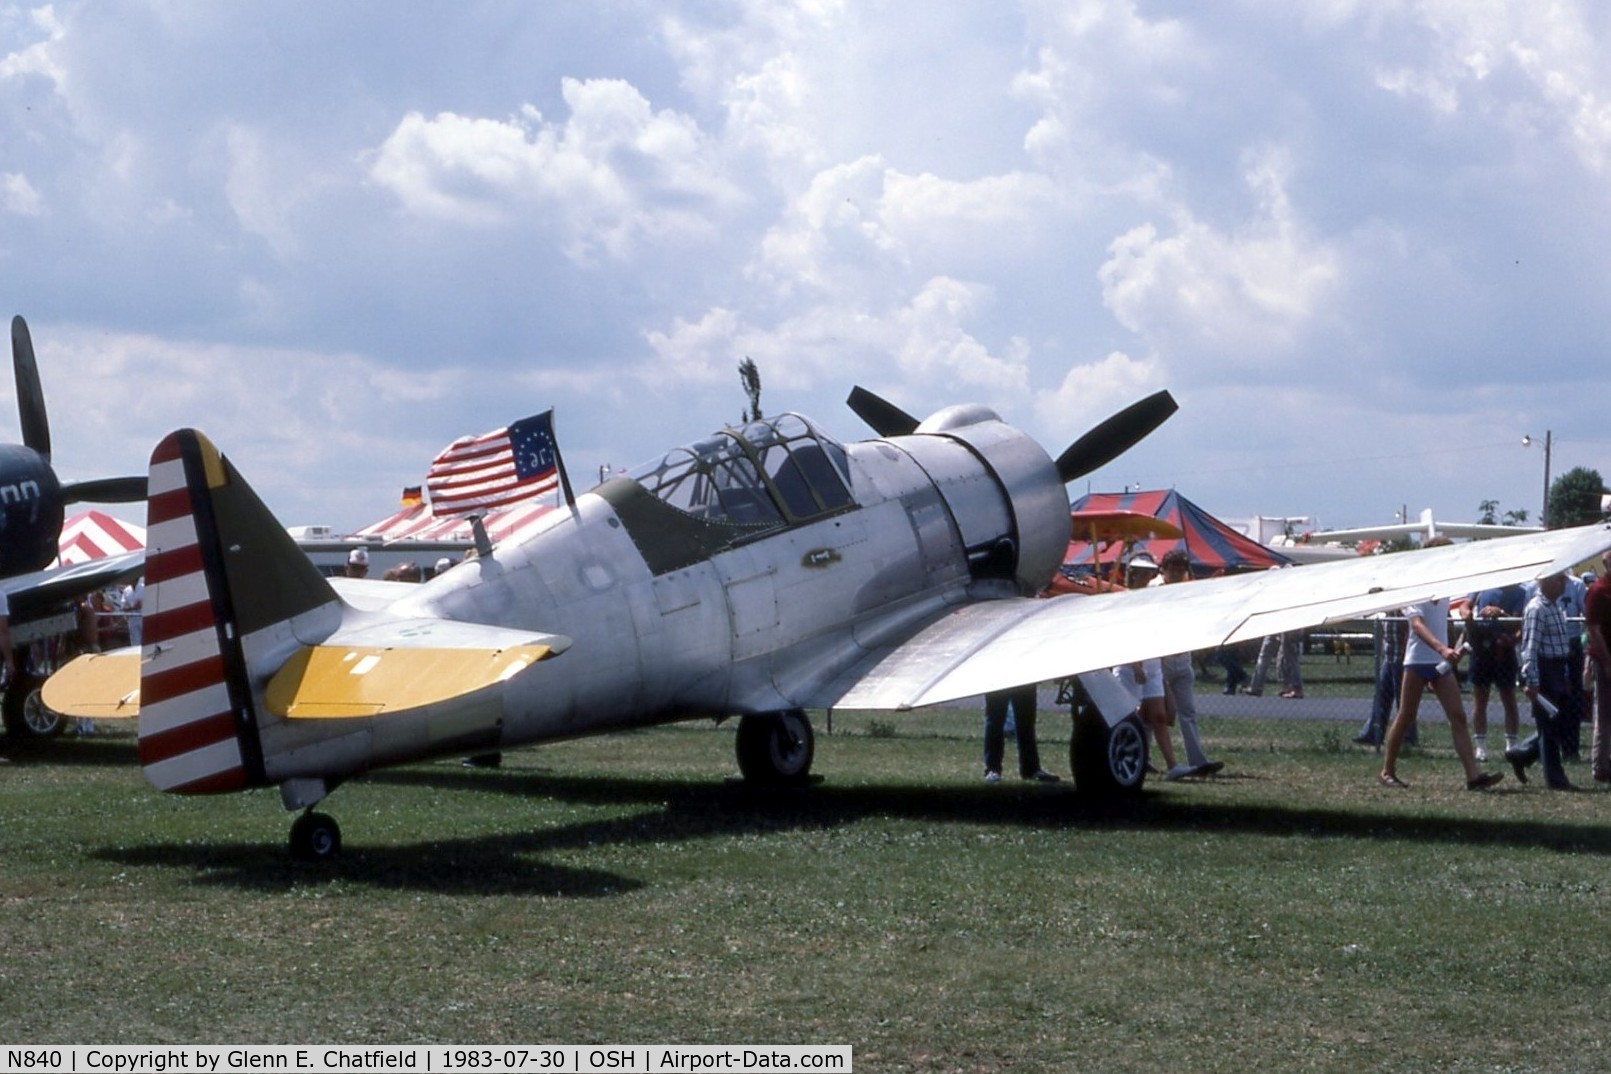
[{"left": 2, "top": 708, "right": 1609, "bottom": 1073}]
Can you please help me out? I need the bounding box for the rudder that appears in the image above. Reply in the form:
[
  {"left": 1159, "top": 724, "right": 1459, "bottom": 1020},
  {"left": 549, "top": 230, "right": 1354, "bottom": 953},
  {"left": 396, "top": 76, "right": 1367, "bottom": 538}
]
[{"left": 138, "top": 429, "right": 341, "bottom": 794}]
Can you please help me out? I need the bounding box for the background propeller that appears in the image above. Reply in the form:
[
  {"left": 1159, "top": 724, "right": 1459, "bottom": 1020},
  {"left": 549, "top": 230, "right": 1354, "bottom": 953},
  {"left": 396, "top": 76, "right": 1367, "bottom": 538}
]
[
  {"left": 1053, "top": 389, "right": 1177, "bottom": 484},
  {"left": 10, "top": 314, "right": 148, "bottom": 504},
  {"left": 60, "top": 475, "right": 148, "bottom": 504},
  {"left": 12, "top": 315, "right": 51, "bottom": 460}
]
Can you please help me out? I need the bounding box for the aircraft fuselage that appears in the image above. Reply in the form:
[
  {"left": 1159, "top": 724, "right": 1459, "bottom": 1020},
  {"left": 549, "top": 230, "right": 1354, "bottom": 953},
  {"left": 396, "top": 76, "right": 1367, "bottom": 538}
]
[{"left": 257, "top": 407, "right": 1069, "bottom": 781}]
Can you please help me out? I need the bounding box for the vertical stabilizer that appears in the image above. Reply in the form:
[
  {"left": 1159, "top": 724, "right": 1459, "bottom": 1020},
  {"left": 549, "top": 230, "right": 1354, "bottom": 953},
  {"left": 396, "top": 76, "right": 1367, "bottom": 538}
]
[{"left": 139, "top": 430, "right": 341, "bottom": 794}]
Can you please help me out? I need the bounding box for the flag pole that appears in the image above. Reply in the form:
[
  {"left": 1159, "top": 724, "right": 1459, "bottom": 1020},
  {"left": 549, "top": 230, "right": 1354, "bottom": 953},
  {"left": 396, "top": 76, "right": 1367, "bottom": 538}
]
[
  {"left": 470, "top": 515, "right": 493, "bottom": 558},
  {"left": 550, "top": 408, "right": 577, "bottom": 509}
]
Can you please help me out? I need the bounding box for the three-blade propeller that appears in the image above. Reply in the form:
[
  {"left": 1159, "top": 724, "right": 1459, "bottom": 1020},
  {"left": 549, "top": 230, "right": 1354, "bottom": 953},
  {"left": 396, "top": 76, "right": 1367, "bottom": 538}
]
[
  {"left": 11, "top": 315, "right": 148, "bottom": 504},
  {"left": 847, "top": 385, "right": 1177, "bottom": 484}
]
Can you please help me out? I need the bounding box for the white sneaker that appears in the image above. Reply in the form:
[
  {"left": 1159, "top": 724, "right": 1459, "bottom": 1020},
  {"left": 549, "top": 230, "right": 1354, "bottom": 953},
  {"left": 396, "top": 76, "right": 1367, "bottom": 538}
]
[
  {"left": 983, "top": 770, "right": 1002, "bottom": 783},
  {"left": 1475, "top": 744, "right": 1488, "bottom": 762}
]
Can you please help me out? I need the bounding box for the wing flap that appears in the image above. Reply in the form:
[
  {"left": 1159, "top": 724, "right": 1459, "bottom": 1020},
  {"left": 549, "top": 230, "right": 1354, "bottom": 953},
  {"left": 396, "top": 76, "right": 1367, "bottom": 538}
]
[{"left": 265, "top": 642, "right": 556, "bottom": 719}]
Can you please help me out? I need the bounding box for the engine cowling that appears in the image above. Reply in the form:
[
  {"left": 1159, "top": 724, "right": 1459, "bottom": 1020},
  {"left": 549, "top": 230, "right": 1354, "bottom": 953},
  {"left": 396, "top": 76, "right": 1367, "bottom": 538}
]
[
  {"left": 0, "top": 443, "right": 64, "bottom": 577},
  {"left": 892, "top": 405, "right": 1070, "bottom": 596}
]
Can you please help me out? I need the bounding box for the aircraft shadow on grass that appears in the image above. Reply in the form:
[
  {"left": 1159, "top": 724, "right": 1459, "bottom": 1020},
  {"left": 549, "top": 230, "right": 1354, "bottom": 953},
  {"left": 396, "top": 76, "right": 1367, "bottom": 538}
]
[
  {"left": 91, "top": 765, "right": 1611, "bottom": 896},
  {"left": 2, "top": 737, "right": 138, "bottom": 768}
]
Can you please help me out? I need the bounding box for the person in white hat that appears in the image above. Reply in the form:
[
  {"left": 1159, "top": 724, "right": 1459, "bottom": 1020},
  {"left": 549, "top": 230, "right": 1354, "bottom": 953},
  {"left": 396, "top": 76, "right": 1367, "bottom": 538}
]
[{"left": 346, "top": 547, "right": 369, "bottom": 578}]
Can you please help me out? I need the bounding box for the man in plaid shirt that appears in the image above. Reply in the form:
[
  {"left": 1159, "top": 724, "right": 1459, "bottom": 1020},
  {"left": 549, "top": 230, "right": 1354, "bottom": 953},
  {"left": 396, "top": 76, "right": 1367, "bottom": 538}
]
[{"left": 1505, "top": 573, "right": 1576, "bottom": 790}]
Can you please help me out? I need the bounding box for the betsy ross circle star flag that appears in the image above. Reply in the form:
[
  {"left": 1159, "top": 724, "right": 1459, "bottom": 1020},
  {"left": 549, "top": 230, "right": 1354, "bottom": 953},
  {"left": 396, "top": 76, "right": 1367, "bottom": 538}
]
[{"left": 427, "top": 410, "right": 561, "bottom": 518}]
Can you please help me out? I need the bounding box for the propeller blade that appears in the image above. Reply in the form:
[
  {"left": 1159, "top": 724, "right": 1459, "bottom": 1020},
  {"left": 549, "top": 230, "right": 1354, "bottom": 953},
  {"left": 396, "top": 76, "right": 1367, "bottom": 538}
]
[
  {"left": 846, "top": 386, "right": 920, "bottom": 437},
  {"left": 1055, "top": 389, "right": 1178, "bottom": 484},
  {"left": 62, "top": 476, "right": 149, "bottom": 504},
  {"left": 12, "top": 315, "right": 50, "bottom": 460}
]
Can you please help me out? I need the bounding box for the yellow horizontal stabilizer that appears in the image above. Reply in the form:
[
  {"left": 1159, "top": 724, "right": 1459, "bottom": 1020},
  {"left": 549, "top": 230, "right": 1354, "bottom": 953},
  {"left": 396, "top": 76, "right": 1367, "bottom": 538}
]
[
  {"left": 264, "top": 642, "right": 554, "bottom": 719},
  {"left": 40, "top": 650, "right": 142, "bottom": 719}
]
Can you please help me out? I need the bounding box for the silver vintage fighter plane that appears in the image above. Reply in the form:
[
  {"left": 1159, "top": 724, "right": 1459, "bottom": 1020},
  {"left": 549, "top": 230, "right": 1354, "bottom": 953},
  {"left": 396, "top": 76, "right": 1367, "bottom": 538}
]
[{"left": 44, "top": 389, "right": 1611, "bottom": 858}]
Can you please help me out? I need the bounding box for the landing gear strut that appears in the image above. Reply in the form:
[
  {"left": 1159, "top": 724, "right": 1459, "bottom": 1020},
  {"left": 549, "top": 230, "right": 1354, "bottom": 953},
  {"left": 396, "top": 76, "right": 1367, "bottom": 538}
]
[{"left": 735, "top": 709, "right": 815, "bottom": 786}]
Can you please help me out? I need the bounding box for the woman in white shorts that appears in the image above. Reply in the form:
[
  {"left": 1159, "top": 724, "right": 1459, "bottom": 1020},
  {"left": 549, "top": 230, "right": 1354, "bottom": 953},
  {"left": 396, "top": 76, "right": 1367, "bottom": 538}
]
[{"left": 1130, "top": 656, "right": 1180, "bottom": 775}]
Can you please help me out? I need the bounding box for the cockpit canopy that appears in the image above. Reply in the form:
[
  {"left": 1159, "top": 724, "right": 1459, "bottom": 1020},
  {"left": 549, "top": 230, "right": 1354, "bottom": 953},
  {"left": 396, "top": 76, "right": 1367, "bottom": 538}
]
[{"left": 625, "top": 413, "right": 854, "bottom": 529}]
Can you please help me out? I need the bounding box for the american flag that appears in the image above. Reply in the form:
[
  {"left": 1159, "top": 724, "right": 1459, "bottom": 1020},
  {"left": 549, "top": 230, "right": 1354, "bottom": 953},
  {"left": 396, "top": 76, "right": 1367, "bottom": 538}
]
[{"left": 427, "top": 410, "right": 561, "bottom": 518}]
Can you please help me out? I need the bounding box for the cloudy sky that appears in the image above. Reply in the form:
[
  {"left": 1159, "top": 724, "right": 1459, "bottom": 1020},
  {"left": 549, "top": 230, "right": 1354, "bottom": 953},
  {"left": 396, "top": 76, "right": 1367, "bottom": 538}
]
[{"left": 4, "top": 1, "right": 1609, "bottom": 537}]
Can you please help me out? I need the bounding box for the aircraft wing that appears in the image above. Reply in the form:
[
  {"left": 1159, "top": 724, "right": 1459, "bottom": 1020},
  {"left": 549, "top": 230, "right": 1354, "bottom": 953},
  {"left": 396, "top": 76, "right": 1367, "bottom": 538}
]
[
  {"left": 2, "top": 550, "right": 144, "bottom": 618},
  {"left": 38, "top": 646, "right": 141, "bottom": 719},
  {"left": 41, "top": 617, "right": 572, "bottom": 722},
  {"left": 827, "top": 523, "right": 1611, "bottom": 711}
]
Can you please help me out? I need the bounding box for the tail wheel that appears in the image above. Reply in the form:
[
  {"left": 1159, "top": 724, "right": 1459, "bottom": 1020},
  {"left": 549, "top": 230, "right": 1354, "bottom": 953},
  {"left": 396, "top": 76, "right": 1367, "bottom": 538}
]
[
  {"left": 1071, "top": 709, "right": 1148, "bottom": 798},
  {"left": 735, "top": 710, "right": 815, "bottom": 786},
  {"left": 289, "top": 811, "right": 342, "bottom": 862}
]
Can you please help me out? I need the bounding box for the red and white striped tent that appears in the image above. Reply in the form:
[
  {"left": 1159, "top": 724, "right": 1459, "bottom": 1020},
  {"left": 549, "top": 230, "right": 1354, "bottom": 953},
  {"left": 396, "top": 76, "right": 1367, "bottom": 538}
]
[
  {"left": 56, "top": 510, "right": 146, "bottom": 567},
  {"left": 352, "top": 501, "right": 556, "bottom": 547}
]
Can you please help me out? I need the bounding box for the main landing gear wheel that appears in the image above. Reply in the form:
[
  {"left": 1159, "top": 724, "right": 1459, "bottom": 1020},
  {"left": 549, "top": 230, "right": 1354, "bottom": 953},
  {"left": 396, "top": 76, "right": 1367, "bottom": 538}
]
[
  {"left": 735, "top": 709, "right": 815, "bottom": 786},
  {"left": 1071, "top": 710, "right": 1148, "bottom": 798},
  {"left": 2, "top": 670, "right": 58, "bottom": 739},
  {"left": 289, "top": 811, "right": 342, "bottom": 861}
]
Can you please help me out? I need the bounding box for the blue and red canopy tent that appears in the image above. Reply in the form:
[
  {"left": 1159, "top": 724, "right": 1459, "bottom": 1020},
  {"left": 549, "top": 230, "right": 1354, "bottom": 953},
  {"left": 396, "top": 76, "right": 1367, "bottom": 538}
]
[{"left": 1066, "top": 489, "right": 1292, "bottom": 578}]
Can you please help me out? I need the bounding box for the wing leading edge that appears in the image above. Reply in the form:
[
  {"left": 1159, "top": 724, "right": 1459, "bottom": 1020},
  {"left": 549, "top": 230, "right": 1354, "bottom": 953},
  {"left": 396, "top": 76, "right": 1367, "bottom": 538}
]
[{"left": 827, "top": 523, "right": 1611, "bottom": 712}]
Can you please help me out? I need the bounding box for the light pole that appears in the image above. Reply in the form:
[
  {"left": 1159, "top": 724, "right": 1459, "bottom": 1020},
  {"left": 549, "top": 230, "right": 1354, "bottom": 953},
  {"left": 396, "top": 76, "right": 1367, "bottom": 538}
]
[{"left": 1522, "top": 431, "right": 1552, "bottom": 528}]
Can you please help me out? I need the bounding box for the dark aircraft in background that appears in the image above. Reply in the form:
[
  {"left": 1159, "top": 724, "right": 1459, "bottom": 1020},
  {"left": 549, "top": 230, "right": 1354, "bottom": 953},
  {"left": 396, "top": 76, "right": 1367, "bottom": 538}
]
[{"left": 0, "top": 315, "right": 146, "bottom": 738}]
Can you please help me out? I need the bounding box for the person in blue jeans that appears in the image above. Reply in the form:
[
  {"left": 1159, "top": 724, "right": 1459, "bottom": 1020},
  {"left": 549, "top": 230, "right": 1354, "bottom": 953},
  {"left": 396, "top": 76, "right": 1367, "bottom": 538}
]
[
  {"left": 1505, "top": 573, "right": 1577, "bottom": 790},
  {"left": 982, "top": 684, "right": 1059, "bottom": 782}
]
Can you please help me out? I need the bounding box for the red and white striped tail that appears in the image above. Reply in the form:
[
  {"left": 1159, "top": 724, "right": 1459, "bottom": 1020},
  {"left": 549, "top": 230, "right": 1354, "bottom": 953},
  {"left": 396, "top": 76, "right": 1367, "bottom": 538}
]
[{"left": 138, "top": 431, "right": 256, "bottom": 794}]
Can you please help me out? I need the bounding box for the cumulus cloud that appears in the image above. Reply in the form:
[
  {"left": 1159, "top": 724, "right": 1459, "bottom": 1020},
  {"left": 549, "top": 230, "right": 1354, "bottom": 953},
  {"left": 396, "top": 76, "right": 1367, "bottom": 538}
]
[
  {"left": 1097, "top": 145, "right": 1341, "bottom": 373},
  {"left": 2, "top": 172, "right": 43, "bottom": 215},
  {"left": 0, "top": 4, "right": 66, "bottom": 87},
  {"left": 370, "top": 78, "right": 741, "bottom": 260},
  {"left": 34, "top": 322, "right": 511, "bottom": 525},
  {"left": 892, "top": 277, "right": 1029, "bottom": 396},
  {"left": 1347, "top": 1, "right": 1611, "bottom": 172},
  {"left": 753, "top": 156, "right": 899, "bottom": 294},
  {"left": 1033, "top": 351, "right": 1162, "bottom": 436},
  {"left": 633, "top": 275, "right": 1028, "bottom": 417},
  {"left": 662, "top": 1, "right": 843, "bottom": 177},
  {"left": 6, "top": 2, "right": 1611, "bottom": 532}
]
